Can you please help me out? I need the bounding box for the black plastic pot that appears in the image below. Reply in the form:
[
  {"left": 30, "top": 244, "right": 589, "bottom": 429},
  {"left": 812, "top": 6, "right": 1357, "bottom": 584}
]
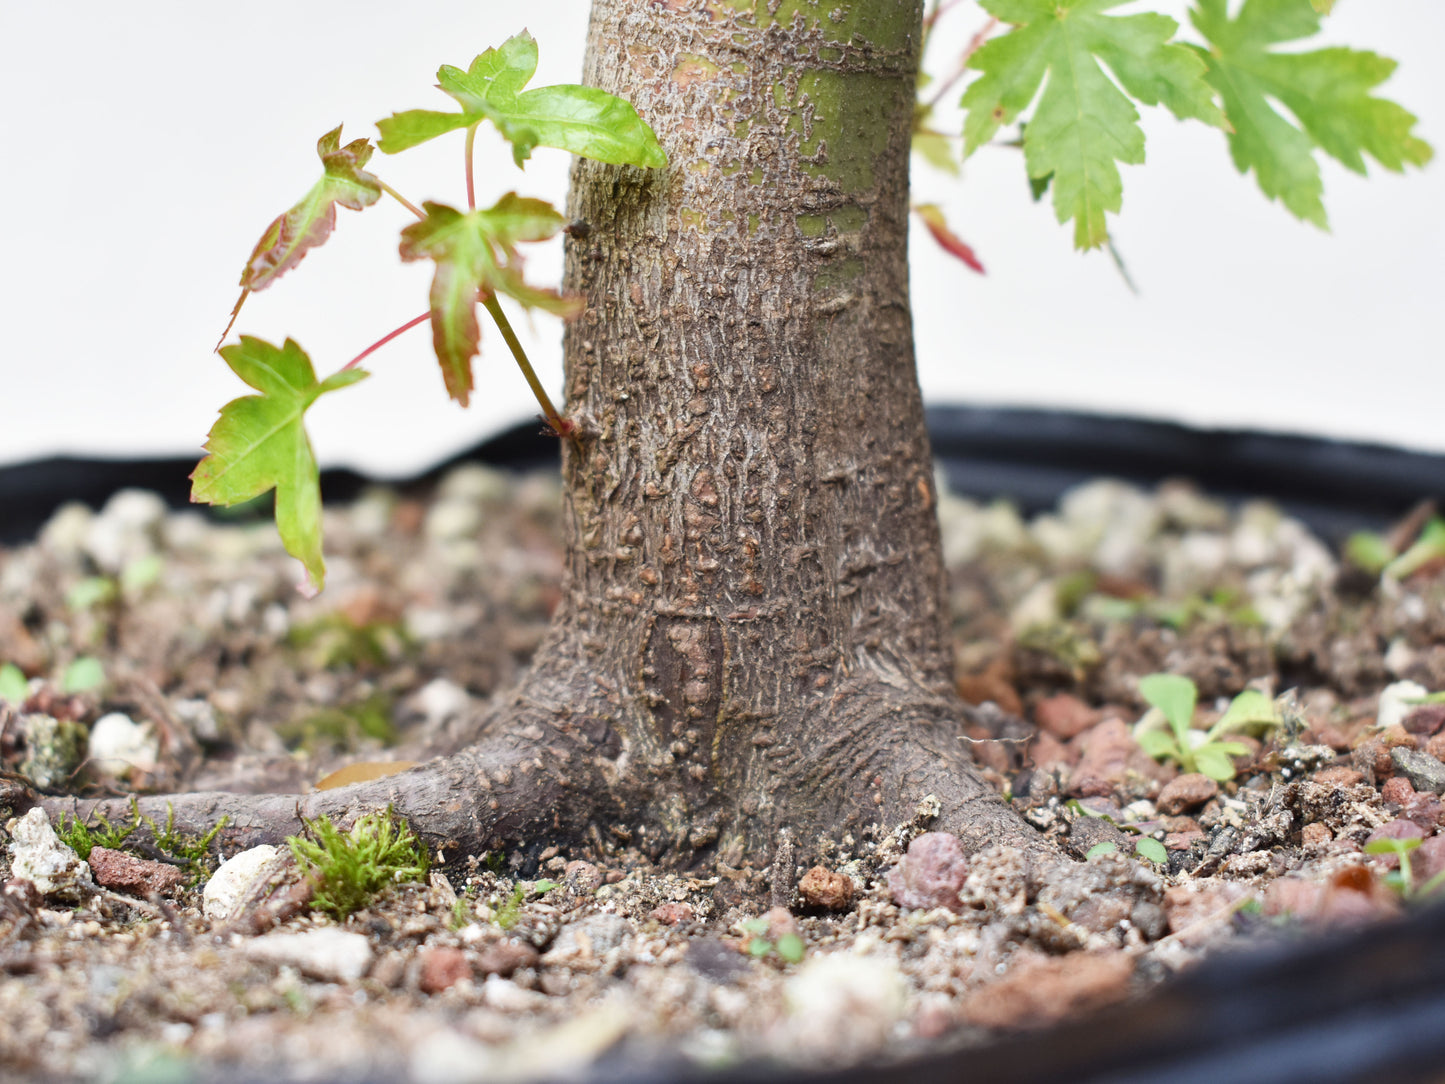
[
  {"left": 4, "top": 407, "right": 1441, "bottom": 545},
  {"left": 4, "top": 407, "right": 1445, "bottom": 1084}
]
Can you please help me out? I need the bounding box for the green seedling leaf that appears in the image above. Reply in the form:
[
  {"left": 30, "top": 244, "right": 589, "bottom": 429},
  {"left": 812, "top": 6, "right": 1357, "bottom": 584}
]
[
  {"left": 1210, "top": 688, "right": 1282, "bottom": 738},
  {"left": 1364, "top": 837, "right": 1421, "bottom": 857},
  {"left": 1385, "top": 518, "right": 1445, "bottom": 581},
  {"left": 398, "top": 195, "right": 580, "bottom": 405},
  {"left": 775, "top": 932, "right": 806, "bottom": 964},
  {"left": 1309, "top": 0, "right": 1333, "bottom": 12},
  {"left": 1345, "top": 530, "right": 1396, "bottom": 575},
  {"left": 191, "top": 337, "right": 368, "bottom": 595},
  {"left": 1134, "top": 837, "right": 1168, "bottom": 865},
  {"left": 0, "top": 663, "right": 28, "bottom": 704},
  {"left": 1085, "top": 841, "right": 1119, "bottom": 859},
  {"left": 66, "top": 576, "right": 116, "bottom": 612},
  {"left": 1136, "top": 729, "right": 1182, "bottom": 762},
  {"left": 1189, "top": 0, "right": 1432, "bottom": 229},
  {"left": 962, "top": 0, "right": 1226, "bottom": 248},
  {"left": 1192, "top": 741, "right": 1248, "bottom": 782},
  {"left": 221, "top": 127, "right": 382, "bottom": 344},
  {"left": 62, "top": 656, "right": 106, "bottom": 694},
  {"left": 377, "top": 31, "right": 667, "bottom": 169},
  {"left": 1139, "top": 673, "right": 1198, "bottom": 741}
]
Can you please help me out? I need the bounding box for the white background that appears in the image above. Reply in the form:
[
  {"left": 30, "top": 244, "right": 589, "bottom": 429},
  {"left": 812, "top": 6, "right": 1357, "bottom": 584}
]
[{"left": 1, "top": 1, "right": 1439, "bottom": 477}]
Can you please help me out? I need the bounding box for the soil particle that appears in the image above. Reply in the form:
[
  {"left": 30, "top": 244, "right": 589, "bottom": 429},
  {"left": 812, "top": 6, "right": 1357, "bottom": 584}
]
[
  {"left": 3, "top": 470, "right": 1445, "bottom": 1081},
  {"left": 887, "top": 832, "right": 970, "bottom": 912},
  {"left": 87, "top": 846, "right": 184, "bottom": 896}
]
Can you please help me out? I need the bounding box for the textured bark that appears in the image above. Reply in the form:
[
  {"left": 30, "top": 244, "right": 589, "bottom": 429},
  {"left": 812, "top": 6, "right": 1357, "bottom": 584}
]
[{"left": 23, "top": 0, "right": 1041, "bottom": 870}]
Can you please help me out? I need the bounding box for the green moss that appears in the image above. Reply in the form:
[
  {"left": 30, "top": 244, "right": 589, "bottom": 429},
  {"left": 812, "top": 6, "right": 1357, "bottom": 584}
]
[
  {"left": 813, "top": 256, "right": 865, "bottom": 293},
  {"left": 287, "top": 613, "right": 408, "bottom": 670},
  {"left": 277, "top": 692, "right": 399, "bottom": 754},
  {"left": 796, "top": 213, "right": 829, "bottom": 237},
  {"left": 56, "top": 799, "right": 229, "bottom": 885},
  {"left": 288, "top": 807, "right": 429, "bottom": 920}
]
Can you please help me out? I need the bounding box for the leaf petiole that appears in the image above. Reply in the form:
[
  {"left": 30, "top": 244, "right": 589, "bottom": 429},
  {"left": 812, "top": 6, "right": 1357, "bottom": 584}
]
[
  {"left": 465, "top": 123, "right": 480, "bottom": 212},
  {"left": 482, "top": 294, "right": 572, "bottom": 439},
  {"left": 378, "top": 180, "right": 426, "bottom": 221},
  {"left": 343, "top": 312, "right": 431, "bottom": 372}
]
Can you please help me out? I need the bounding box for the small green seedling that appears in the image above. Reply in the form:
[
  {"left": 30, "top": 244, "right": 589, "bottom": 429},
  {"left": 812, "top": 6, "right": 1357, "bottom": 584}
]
[
  {"left": 493, "top": 878, "right": 558, "bottom": 930},
  {"left": 194, "top": 31, "right": 666, "bottom": 596},
  {"left": 1085, "top": 837, "right": 1168, "bottom": 866},
  {"left": 60, "top": 656, "right": 106, "bottom": 695},
  {"left": 1135, "top": 674, "right": 1283, "bottom": 782},
  {"left": 1364, "top": 837, "right": 1445, "bottom": 901},
  {"left": 1346, "top": 517, "right": 1445, "bottom": 581},
  {"left": 739, "top": 918, "right": 806, "bottom": 965},
  {"left": 287, "top": 806, "right": 429, "bottom": 919},
  {"left": 0, "top": 663, "right": 27, "bottom": 704}
]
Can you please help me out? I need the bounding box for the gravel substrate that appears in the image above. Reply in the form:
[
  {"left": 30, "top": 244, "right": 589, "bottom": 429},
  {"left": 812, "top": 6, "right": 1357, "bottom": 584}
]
[{"left": 1, "top": 465, "right": 1443, "bottom": 1083}]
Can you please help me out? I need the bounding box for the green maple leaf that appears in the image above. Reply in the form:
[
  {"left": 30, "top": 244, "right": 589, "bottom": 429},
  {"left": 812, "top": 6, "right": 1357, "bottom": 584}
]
[
  {"left": 191, "top": 337, "right": 367, "bottom": 595},
  {"left": 219, "top": 127, "right": 382, "bottom": 346},
  {"left": 1190, "top": 0, "right": 1431, "bottom": 229},
  {"left": 962, "top": 0, "right": 1226, "bottom": 249},
  {"left": 376, "top": 30, "right": 667, "bottom": 168},
  {"left": 240, "top": 126, "right": 382, "bottom": 291},
  {"left": 398, "top": 194, "right": 581, "bottom": 406}
]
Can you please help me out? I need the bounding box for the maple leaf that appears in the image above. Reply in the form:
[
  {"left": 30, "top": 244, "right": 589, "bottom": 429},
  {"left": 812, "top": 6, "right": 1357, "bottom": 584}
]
[
  {"left": 1190, "top": 0, "right": 1432, "bottom": 229},
  {"left": 398, "top": 195, "right": 582, "bottom": 406},
  {"left": 962, "top": 0, "right": 1227, "bottom": 249},
  {"left": 191, "top": 337, "right": 367, "bottom": 595},
  {"left": 376, "top": 31, "right": 667, "bottom": 169},
  {"left": 218, "top": 127, "right": 382, "bottom": 346},
  {"left": 913, "top": 204, "right": 985, "bottom": 274}
]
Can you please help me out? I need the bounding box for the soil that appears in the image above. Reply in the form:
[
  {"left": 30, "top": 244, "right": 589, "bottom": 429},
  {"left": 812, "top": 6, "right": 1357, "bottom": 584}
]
[{"left": 1, "top": 464, "right": 1443, "bottom": 1083}]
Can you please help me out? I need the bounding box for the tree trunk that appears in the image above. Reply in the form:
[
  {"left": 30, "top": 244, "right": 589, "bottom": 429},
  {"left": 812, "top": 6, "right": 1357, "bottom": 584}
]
[{"left": 28, "top": 0, "right": 1039, "bottom": 870}]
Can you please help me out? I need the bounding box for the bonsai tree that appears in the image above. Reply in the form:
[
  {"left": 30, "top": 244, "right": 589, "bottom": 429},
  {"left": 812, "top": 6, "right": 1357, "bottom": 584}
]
[{"left": 14, "top": 0, "right": 1428, "bottom": 872}]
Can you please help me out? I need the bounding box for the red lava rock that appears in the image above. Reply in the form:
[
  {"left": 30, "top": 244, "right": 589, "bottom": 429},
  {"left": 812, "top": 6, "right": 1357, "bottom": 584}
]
[
  {"left": 761, "top": 905, "right": 800, "bottom": 941},
  {"left": 955, "top": 657, "right": 1023, "bottom": 716},
  {"left": 958, "top": 951, "right": 1134, "bottom": 1029},
  {"left": 1264, "top": 869, "right": 1399, "bottom": 925},
  {"left": 418, "top": 947, "right": 471, "bottom": 993},
  {"left": 650, "top": 902, "right": 695, "bottom": 925},
  {"left": 1028, "top": 731, "right": 1073, "bottom": 775},
  {"left": 1381, "top": 776, "right": 1419, "bottom": 807},
  {"left": 1364, "top": 818, "right": 1426, "bottom": 868},
  {"left": 1165, "top": 829, "right": 1206, "bottom": 851},
  {"left": 1412, "top": 836, "right": 1445, "bottom": 892},
  {"left": 87, "top": 846, "right": 185, "bottom": 896},
  {"left": 1156, "top": 773, "right": 1219, "bottom": 814},
  {"left": 797, "top": 866, "right": 855, "bottom": 912},
  {"left": 1310, "top": 766, "right": 1366, "bottom": 787},
  {"left": 475, "top": 939, "right": 539, "bottom": 977},
  {"left": 887, "top": 832, "right": 969, "bottom": 913},
  {"left": 1300, "top": 822, "right": 1332, "bottom": 848},
  {"left": 1352, "top": 739, "right": 1396, "bottom": 782},
  {"left": 1427, "top": 733, "right": 1445, "bottom": 763},
  {"left": 1164, "top": 883, "right": 1251, "bottom": 944},
  {"left": 1068, "top": 718, "right": 1170, "bottom": 796},
  {"left": 1403, "top": 704, "right": 1445, "bottom": 736},
  {"left": 563, "top": 860, "right": 603, "bottom": 893},
  {"left": 1033, "top": 694, "right": 1099, "bottom": 740}
]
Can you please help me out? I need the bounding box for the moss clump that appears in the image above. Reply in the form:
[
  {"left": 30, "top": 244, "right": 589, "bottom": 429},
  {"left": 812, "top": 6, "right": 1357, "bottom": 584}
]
[{"left": 288, "top": 807, "right": 429, "bottom": 920}]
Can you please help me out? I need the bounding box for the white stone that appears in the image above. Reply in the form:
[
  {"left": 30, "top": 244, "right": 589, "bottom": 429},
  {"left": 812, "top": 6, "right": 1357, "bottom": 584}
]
[
  {"left": 84, "top": 489, "right": 168, "bottom": 574},
  {"left": 437, "top": 464, "right": 512, "bottom": 505},
  {"left": 203, "top": 845, "right": 280, "bottom": 921},
  {"left": 38, "top": 502, "right": 94, "bottom": 560},
  {"left": 783, "top": 952, "right": 907, "bottom": 1059},
  {"left": 7, "top": 807, "right": 92, "bottom": 899},
  {"left": 423, "top": 499, "right": 482, "bottom": 543},
  {"left": 86, "top": 712, "right": 160, "bottom": 778},
  {"left": 411, "top": 678, "right": 472, "bottom": 730},
  {"left": 1379, "top": 681, "right": 1432, "bottom": 730},
  {"left": 243, "top": 928, "right": 373, "bottom": 983},
  {"left": 410, "top": 1030, "right": 496, "bottom": 1084}
]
